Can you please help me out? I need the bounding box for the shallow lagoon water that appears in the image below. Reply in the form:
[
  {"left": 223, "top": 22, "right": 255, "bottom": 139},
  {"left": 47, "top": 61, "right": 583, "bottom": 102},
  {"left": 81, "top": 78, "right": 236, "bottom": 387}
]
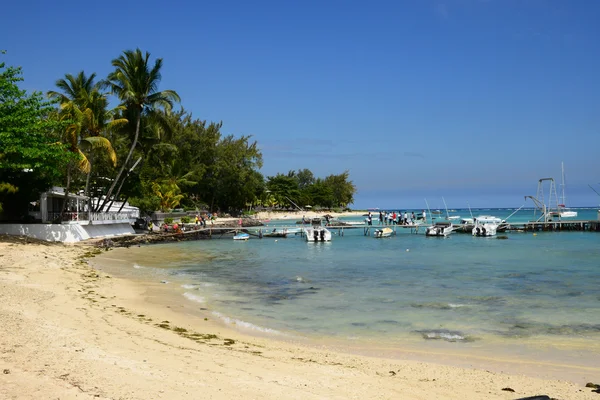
[{"left": 95, "top": 208, "right": 600, "bottom": 367}]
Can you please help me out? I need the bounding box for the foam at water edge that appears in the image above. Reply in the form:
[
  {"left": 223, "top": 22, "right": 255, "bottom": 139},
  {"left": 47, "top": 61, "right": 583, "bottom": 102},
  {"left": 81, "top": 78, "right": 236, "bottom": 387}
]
[
  {"left": 211, "top": 311, "right": 282, "bottom": 335},
  {"left": 183, "top": 292, "right": 205, "bottom": 303},
  {"left": 181, "top": 284, "right": 197, "bottom": 289},
  {"left": 133, "top": 263, "right": 143, "bottom": 269}
]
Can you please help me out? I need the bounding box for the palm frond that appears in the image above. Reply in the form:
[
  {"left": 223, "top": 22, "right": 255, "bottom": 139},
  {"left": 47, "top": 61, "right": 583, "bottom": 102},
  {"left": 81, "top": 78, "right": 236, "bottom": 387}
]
[
  {"left": 82, "top": 136, "right": 117, "bottom": 167},
  {"left": 76, "top": 149, "right": 91, "bottom": 173}
]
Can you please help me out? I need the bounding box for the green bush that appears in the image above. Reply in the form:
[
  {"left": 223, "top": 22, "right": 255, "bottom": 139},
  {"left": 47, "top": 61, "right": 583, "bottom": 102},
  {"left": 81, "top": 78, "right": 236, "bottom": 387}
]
[
  {"left": 181, "top": 216, "right": 191, "bottom": 223},
  {"left": 164, "top": 217, "right": 174, "bottom": 224}
]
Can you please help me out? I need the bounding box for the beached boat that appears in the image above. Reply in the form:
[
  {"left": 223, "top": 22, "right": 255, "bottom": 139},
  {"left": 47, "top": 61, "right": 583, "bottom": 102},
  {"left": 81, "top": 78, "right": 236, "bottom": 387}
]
[
  {"left": 233, "top": 232, "right": 250, "bottom": 241},
  {"left": 303, "top": 226, "right": 332, "bottom": 242},
  {"left": 472, "top": 216, "right": 501, "bottom": 237},
  {"left": 425, "top": 221, "right": 454, "bottom": 237},
  {"left": 373, "top": 227, "right": 393, "bottom": 238}
]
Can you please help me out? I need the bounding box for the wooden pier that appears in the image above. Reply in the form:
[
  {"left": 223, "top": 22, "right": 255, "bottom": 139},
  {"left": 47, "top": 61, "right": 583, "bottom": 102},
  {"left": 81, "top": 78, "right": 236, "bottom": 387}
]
[
  {"left": 504, "top": 220, "right": 600, "bottom": 232},
  {"left": 138, "top": 219, "right": 600, "bottom": 245}
]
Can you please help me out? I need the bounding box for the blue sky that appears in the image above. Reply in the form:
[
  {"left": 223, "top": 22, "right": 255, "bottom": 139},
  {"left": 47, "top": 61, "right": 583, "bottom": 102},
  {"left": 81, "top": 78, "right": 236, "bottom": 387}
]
[{"left": 2, "top": 0, "right": 599, "bottom": 208}]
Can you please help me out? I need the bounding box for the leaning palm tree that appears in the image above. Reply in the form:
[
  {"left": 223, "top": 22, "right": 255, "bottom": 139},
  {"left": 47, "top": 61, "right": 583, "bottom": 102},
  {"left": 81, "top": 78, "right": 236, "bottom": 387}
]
[
  {"left": 79, "top": 89, "right": 126, "bottom": 198},
  {"left": 98, "top": 48, "right": 180, "bottom": 212},
  {"left": 48, "top": 71, "right": 121, "bottom": 215}
]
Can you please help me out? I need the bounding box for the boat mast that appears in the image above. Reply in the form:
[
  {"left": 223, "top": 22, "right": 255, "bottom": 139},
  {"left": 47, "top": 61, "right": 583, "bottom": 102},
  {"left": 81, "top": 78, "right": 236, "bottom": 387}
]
[
  {"left": 442, "top": 197, "right": 450, "bottom": 219},
  {"left": 424, "top": 198, "right": 432, "bottom": 223},
  {"left": 559, "top": 161, "right": 566, "bottom": 207}
]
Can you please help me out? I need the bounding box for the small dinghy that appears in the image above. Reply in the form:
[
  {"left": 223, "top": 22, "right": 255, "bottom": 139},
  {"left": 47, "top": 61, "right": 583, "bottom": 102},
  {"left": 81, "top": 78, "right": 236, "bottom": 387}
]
[{"left": 233, "top": 232, "right": 250, "bottom": 241}]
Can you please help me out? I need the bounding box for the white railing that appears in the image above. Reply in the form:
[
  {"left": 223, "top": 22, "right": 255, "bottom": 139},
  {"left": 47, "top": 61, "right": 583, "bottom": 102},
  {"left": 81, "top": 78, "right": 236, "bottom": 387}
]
[
  {"left": 48, "top": 211, "right": 89, "bottom": 222},
  {"left": 90, "top": 211, "right": 138, "bottom": 222}
]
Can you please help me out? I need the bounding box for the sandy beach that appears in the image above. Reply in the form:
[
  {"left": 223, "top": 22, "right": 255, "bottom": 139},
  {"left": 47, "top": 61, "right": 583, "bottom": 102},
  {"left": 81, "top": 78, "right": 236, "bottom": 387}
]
[{"left": 1, "top": 239, "right": 598, "bottom": 400}]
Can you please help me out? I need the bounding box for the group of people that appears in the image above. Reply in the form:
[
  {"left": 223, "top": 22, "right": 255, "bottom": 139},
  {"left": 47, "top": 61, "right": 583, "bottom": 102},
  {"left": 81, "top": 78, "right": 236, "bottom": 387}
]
[
  {"left": 365, "top": 210, "right": 427, "bottom": 226},
  {"left": 147, "top": 213, "right": 214, "bottom": 233}
]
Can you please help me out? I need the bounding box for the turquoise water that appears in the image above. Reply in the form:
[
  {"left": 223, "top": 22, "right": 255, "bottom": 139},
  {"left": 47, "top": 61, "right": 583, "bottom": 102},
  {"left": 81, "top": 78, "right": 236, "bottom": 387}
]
[{"left": 99, "top": 208, "right": 600, "bottom": 352}]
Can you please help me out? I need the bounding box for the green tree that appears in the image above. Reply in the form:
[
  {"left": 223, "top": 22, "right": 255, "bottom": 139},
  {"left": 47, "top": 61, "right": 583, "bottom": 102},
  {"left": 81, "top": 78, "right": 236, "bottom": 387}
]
[
  {"left": 99, "top": 48, "right": 180, "bottom": 211},
  {"left": 48, "top": 71, "right": 121, "bottom": 218},
  {"left": 0, "top": 60, "right": 69, "bottom": 217},
  {"left": 324, "top": 170, "right": 356, "bottom": 208},
  {"left": 266, "top": 173, "right": 300, "bottom": 209}
]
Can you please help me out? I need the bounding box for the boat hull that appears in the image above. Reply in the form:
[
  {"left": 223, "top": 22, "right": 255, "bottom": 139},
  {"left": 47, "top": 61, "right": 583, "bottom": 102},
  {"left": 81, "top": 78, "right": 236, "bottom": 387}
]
[
  {"left": 425, "top": 223, "right": 454, "bottom": 237},
  {"left": 303, "top": 227, "right": 332, "bottom": 242},
  {"left": 374, "top": 227, "right": 393, "bottom": 238},
  {"left": 233, "top": 233, "right": 250, "bottom": 240},
  {"left": 472, "top": 224, "right": 498, "bottom": 237}
]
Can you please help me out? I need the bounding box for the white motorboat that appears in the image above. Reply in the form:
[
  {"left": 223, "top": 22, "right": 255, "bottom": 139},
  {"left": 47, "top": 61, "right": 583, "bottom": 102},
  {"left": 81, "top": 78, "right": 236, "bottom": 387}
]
[
  {"left": 374, "top": 227, "right": 393, "bottom": 238},
  {"left": 472, "top": 216, "right": 501, "bottom": 237},
  {"left": 304, "top": 226, "right": 332, "bottom": 242},
  {"left": 425, "top": 221, "right": 454, "bottom": 237}
]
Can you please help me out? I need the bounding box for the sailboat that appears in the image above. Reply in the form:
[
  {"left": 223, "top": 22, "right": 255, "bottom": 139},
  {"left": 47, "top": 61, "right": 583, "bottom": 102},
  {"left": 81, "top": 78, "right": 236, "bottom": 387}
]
[{"left": 552, "top": 162, "right": 577, "bottom": 218}]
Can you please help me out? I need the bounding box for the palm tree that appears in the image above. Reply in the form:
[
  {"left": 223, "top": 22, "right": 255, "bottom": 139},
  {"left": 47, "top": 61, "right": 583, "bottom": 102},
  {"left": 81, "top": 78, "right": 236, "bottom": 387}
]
[
  {"left": 48, "top": 71, "right": 96, "bottom": 106},
  {"left": 48, "top": 71, "right": 121, "bottom": 219},
  {"left": 98, "top": 48, "right": 180, "bottom": 212}
]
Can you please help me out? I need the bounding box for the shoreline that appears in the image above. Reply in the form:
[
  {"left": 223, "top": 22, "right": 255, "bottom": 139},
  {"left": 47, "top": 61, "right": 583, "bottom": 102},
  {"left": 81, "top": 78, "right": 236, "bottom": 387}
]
[
  {"left": 1, "top": 240, "right": 599, "bottom": 399},
  {"left": 93, "top": 245, "right": 600, "bottom": 384}
]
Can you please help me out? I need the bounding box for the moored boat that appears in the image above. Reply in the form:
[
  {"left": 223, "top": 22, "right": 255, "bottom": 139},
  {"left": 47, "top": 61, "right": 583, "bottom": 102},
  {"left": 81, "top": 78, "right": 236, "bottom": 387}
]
[
  {"left": 263, "top": 229, "right": 288, "bottom": 238},
  {"left": 374, "top": 227, "right": 393, "bottom": 238},
  {"left": 425, "top": 221, "right": 454, "bottom": 237},
  {"left": 233, "top": 232, "right": 250, "bottom": 241},
  {"left": 472, "top": 216, "right": 501, "bottom": 237},
  {"left": 303, "top": 226, "right": 332, "bottom": 242}
]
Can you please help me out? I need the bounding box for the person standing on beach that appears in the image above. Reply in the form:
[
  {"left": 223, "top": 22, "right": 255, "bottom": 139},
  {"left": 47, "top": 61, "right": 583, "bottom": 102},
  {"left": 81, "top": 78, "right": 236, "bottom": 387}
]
[
  {"left": 368, "top": 212, "right": 373, "bottom": 226},
  {"left": 379, "top": 211, "right": 383, "bottom": 225}
]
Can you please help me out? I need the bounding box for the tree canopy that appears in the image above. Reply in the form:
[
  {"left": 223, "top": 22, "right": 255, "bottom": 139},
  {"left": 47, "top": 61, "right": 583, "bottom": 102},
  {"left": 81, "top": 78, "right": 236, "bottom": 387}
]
[
  {"left": 0, "top": 49, "right": 357, "bottom": 220},
  {"left": 0, "top": 60, "right": 69, "bottom": 216}
]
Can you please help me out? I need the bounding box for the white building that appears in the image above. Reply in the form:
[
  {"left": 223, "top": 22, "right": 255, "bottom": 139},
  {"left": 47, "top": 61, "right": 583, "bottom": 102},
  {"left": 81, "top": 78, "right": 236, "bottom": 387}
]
[{"left": 0, "top": 187, "right": 140, "bottom": 243}]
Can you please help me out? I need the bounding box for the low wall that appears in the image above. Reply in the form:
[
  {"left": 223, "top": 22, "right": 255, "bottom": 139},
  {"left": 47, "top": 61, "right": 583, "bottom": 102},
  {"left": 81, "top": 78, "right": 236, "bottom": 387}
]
[{"left": 0, "top": 223, "right": 135, "bottom": 243}]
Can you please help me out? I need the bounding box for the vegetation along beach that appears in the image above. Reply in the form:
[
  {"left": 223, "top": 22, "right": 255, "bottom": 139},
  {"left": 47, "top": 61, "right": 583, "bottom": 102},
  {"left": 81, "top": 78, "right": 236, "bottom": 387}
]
[{"left": 2, "top": 1, "right": 600, "bottom": 399}]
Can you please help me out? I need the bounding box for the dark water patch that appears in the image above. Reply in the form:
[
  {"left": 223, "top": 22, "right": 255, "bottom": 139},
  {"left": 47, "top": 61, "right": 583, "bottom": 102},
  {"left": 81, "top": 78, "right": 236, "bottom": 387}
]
[
  {"left": 240, "top": 307, "right": 255, "bottom": 311},
  {"left": 261, "top": 286, "right": 322, "bottom": 304},
  {"left": 499, "top": 320, "right": 600, "bottom": 337},
  {"left": 458, "top": 295, "right": 506, "bottom": 306},
  {"left": 499, "top": 273, "right": 524, "bottom": 278},
  {"left": 255, "top": 313, "right": 276, "bottom": 320},
  {"left": 378, "top": 319, "right": 401, "bottom": 325},
  {"left": 215, "top": 299, "right": 251, "bottom": 305},
  {"left": 564, "top": 291, "right": 584, "bottom": 297},
  {"left": 315, "top": 304, "right": 351, "bottom": 311},
  {"left": 414, "top": 329, "right": 476, "bottom": 342},
  {"left": 351, "top": 322, "right": 367, "bottom": 327}
]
